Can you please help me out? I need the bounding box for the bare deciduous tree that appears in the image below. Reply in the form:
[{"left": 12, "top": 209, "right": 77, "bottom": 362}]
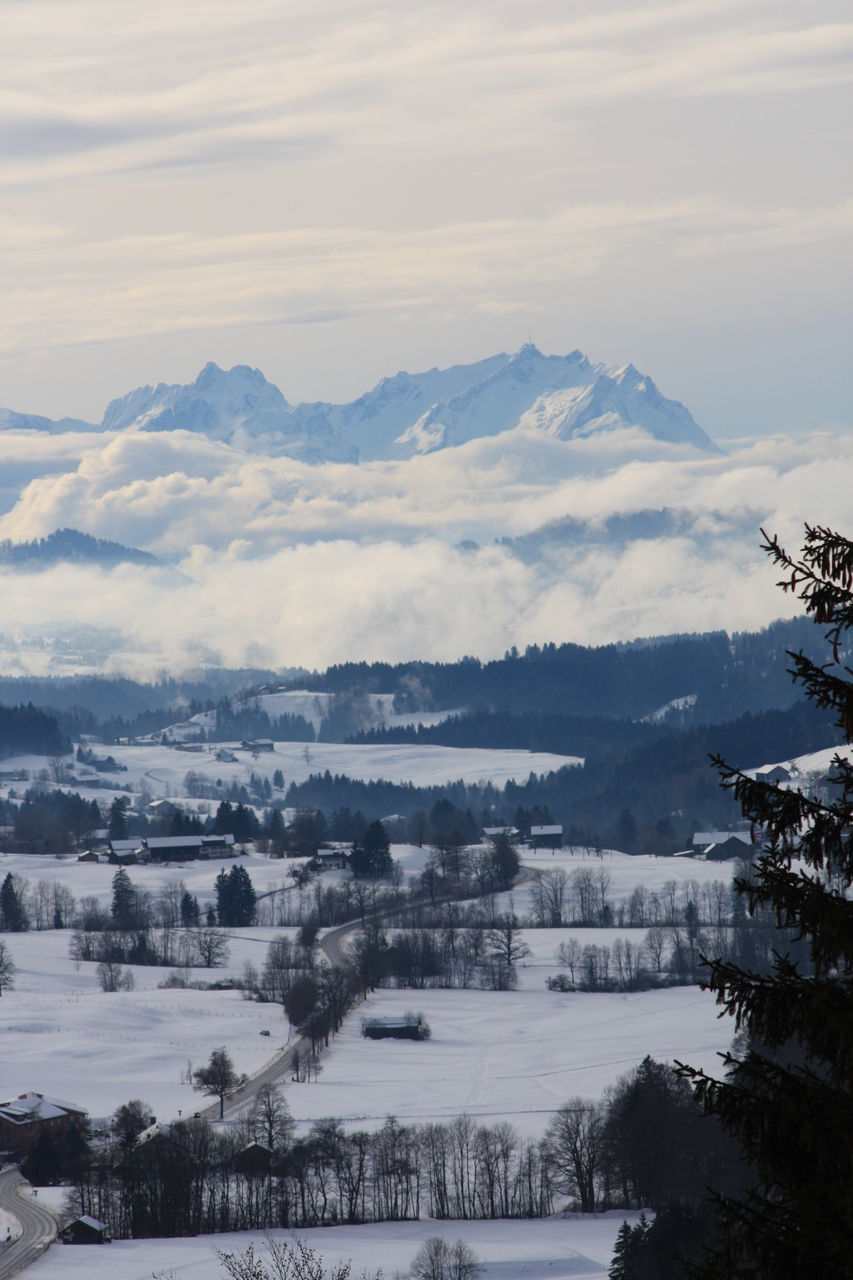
[
  {"left": 193, "top": 1047, "right": 240, "bottom": 1119},
  {"left": 544, "top": 1098, "right": 605, "bottom": 1213},
  {"left": 215, "top": 1234, "right": 371, "bottom": 1279},
  {"left": 0, "top": 940, "right": 16, "bottom": 996},
  {"left": 194, "top": 927, "right": 230, "bottom": 968},
  {"left": 411, "top": 1236, "right": 483, "bottom": 1280}
]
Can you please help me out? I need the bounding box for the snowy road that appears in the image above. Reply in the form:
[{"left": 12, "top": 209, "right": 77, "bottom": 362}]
[
  {"left": 209, "top": 866, "right": 538, "bottom": 1123},
  {"left": 0, "top": 1170, "right": 57, "bottom": 1280}
]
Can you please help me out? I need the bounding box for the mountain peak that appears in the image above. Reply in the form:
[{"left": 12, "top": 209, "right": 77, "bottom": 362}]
[{"left": 4, "top": 345, "right": 717, "bottom": 459}]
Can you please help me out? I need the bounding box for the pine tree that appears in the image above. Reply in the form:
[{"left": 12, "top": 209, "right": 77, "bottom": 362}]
[
  {"left": 678, "top": 525, "right": 853, "bottom": 1279},
  {"left": 0, "top": 874, "right": 28, "bottom": 932},
  {"left": 216, "top": 864, "right": 257, "bottom": 927},
  {"left": 110, "top": 866, "right": 136, "bottom": 929},
  {"left": 229, "top": 864, "right": 257, "bottom": 926},
  {"left": 351, "top": 820, "right": 392, "bottom": 879},
  {"left": 108, "top": 796, "right": 129, "bottom": 840},
  {"left": 609, "top": 1222, "right": 633, "bottom": 1280}
]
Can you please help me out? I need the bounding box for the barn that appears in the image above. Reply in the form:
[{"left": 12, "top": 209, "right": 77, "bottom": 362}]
[
  {"left": 60, "top": 1215, "right": 111, "bottom": 1245},
  {"left": 362, "top": 1014, "right": 427, "bottom": 1041},
  {"left": 530, "top": 824, "right": 563, "bottom": 851}
]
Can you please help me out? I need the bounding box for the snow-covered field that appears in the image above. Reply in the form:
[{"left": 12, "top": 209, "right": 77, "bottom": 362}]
[
  {"left": 0, "top": 928, "right": 294, "bottom": 1122},
  {"left": 284, "top": 983, "right": 728, "bottom": 1138},
  {"left": 0, "top": 841, "right": 735, "bottom": 1279},
  {"left": 0, "top": 740, "right": 582, "bottom": 810},
  {"left": 0, "top": 846, "right": 731, "bottom": 919},
  {"left": 0, "top": 845, "right": 735, "bottom": 1127},
  {"left": 0, "top": 924, "right": 729, "bottom": 1133},
  {"left": 0, "top": 848, "right": 294, "bottom": 914},
  {"left": 29, "top": 1213, "right": 644, "bottom": 1280},
  {"left": 755, "top": 741, "right": 852, "bottom": 781}
]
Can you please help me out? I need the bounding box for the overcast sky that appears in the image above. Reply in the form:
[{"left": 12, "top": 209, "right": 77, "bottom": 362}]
[{"left": 2, "top": 0, "right": 851, "bottom": 439}]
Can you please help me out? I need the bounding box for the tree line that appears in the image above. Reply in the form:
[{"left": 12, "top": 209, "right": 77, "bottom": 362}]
[{"left": 42, "top": 1049, "right": 741, "bottom": 1241}]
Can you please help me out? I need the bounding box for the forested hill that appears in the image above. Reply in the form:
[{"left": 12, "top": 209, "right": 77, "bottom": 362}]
[
  {"left": 0, "top": 704, "right": 69, "bottom": 760},
  {"left": 0, "top": 528, "right": 160, "bottom": 569},
  {"left": 286, "top": 698, "right": 840, "bottom": 851},
  {"left": 291, "top": 617, "right": 826, "bottom": 724}
]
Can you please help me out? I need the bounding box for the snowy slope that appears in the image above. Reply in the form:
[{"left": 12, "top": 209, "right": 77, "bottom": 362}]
[{"left": 0, "top": 345, "right": 717, "bottom": 461}]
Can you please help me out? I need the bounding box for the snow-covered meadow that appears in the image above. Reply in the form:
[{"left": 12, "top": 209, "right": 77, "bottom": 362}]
[
  {"left": 0, "top": 739, "right": 582, "bottom": 814},
  {"left": 29, "top": 1213, "right": 644, "bottom": 1280},
  {"left": 285, "top": 981, "right": 728, "bottom": 1139},
  {"left": 0, "top": 846, "right": 735, "bottom": 1131},
  {"left": 509, "top": 846, "right": 736, "bottom": 916},
  {"left": 0, "top": 802, "right": 739, "bottom": 1276},
  {"left": 0, "top": 926, "right": 297, "bottom": 1122}
]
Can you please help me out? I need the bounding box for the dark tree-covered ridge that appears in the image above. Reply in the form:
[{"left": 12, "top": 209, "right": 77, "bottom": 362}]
[
  {"left": 0, "top": 703, "right": 69, "bottom": 759},
  {"left": 285, "top": 616, "right": 830, "bottom": 724}
]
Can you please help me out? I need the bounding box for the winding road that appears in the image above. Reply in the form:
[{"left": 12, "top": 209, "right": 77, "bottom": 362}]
[
  {"left": 200, "top": 911, "right": 365, "bottom": 1123},
  {"left": 0, "top": 1169, "right": 57, "bottom": 1280}
]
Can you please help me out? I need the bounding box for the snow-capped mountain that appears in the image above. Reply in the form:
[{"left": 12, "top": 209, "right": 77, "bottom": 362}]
[
  {"left": 100, "top": 361, "right": 359, "bottom": 463},
  {"left": 0, "top": 408, "right": 95, "bottom": 434},
  {"left": 0, "top": 345, "right": 719, "bottom": 460}
]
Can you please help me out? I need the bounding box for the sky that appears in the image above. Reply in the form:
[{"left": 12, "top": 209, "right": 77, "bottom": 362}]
[{"left": 2, "top": 0, "right": 852, "bottom": 439}]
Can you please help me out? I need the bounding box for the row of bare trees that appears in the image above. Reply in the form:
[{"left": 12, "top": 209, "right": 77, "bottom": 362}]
[
  {"left": 529, "top": 867, "right": 732, "bottom": 929},
  {"left": 68, "top": 1092, "right": 555, "bottom": 1238},
  {"left": 63, "top": 1053, "right": 741, "bottom": 1241}
]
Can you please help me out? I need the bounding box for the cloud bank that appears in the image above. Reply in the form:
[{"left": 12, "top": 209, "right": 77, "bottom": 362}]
[{"left": 0, "top": 426, "right": 846, "bottom": 676}]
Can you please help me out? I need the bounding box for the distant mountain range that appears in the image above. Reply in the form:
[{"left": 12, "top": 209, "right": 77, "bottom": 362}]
[
  {"left": 0, "top": 345, "right": 719, "bottom": 462},
  {"left": 0, "top": 529, "right": 160, "bottom": 569}
]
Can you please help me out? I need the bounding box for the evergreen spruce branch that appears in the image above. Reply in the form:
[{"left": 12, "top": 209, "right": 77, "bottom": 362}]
[
  {"left": 679, "top": 1051, "right": 853, "bottom": 1201},
  {"left": 736, "top": 861, "right": 853, "bottom": 972},
  {"left": 711, "top": 757, "right": 853, "bottom": 880},
  {"left": 784, "top": 650, "right": 853, "bottom": 709},
  {"left": 762, "top": 526, "right": 853, "bottom": 659},
  {"left": 700, "top": 952, "right": 853, "bottom": 1072}
]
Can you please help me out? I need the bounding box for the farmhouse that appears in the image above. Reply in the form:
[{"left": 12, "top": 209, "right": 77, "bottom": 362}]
[
  {"left": 706, "top": 836, "right": 760, "bottom": 862},
  {"left": 234, "top": 1141, "right": 273, "bottom": 1177},
  {"left": 755, "top": 765, "right": 793, "bottom": 784},
  {"left": 530, "top": 824, "right": 563, "bottom": 851},
  {"left": 142, "top": 834, "right": 235, "bottom": 861},
  {"left": 315, "top": 844, "right": 352, "bottom": 869},
  {"left": 692, "top": 830, "right": 753, "bottom": 855},
  {"left": 241, "top": 739, "right": 275, "bottom": 753},
  {"left": 0, "top": 1092, "right": 88, "bottom": 1157},
  {"left": 108, "top": 838, "right": 146, "bottom": 863},
  {"left": 147, "top": 798, "right": 179, "bottom": 820},
  {"left": 482, "top": 826, "right": 519, "bottom": 843}
]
